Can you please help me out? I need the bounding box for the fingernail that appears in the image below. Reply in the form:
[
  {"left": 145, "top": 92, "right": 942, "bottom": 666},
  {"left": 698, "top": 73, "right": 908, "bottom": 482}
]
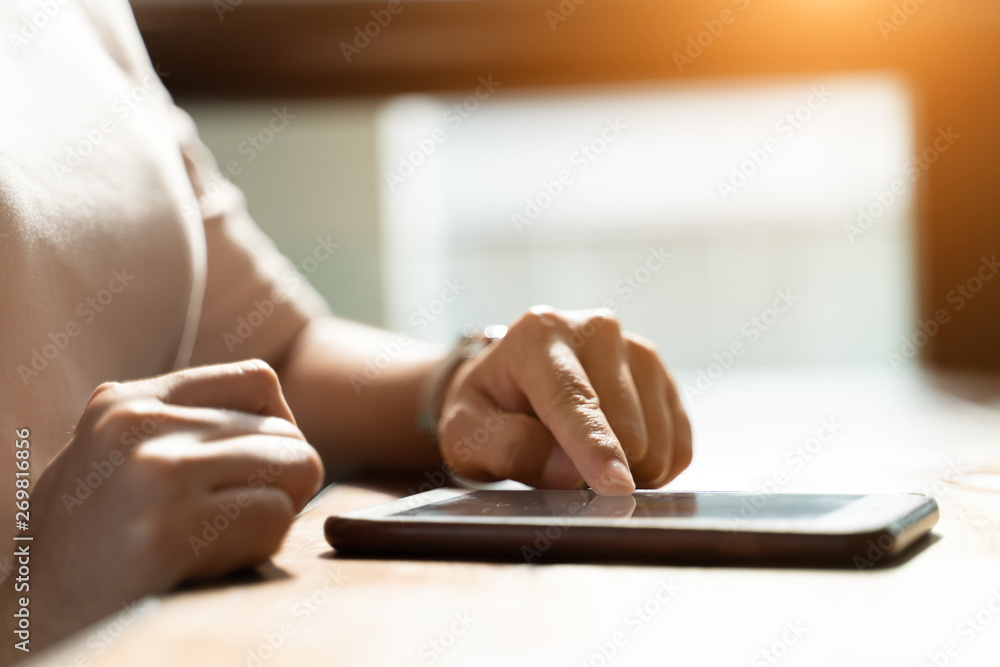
[
  {"left": 602, "top": 459, "right": 636, "bottom": 495},
  {"left": 541, "top": 448, "right": 583, "bottom": 488}
]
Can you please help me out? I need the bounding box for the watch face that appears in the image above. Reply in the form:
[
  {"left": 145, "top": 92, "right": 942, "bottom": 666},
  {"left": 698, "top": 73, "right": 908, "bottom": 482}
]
[
  {"left": 483, "top": 324, "right": 508, "bottom": 340},
  {"left": 459, "top": 326, "right": 506, "bottom": 359}
]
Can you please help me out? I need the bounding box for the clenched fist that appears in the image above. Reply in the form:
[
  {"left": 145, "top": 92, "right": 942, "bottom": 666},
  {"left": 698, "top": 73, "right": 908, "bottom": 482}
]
[{"left": 28, "top": 360, "right": 323, "bottom": 647}]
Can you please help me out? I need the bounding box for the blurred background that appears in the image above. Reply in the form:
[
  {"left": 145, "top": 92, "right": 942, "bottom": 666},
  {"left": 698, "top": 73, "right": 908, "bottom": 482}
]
[{"left": 129, "top": 0, "right": 1000, "bottom": 377}]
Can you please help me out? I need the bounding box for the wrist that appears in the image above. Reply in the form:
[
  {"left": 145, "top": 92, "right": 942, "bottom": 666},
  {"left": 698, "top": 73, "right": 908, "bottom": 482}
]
[{"left": 417, "top": 325, "right": 507, "bottom": 441}]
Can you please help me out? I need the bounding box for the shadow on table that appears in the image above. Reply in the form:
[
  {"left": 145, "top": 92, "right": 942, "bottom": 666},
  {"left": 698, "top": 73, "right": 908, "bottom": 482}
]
[
  {"left": 177, "top": 559, "right": 292, "bottom": 593},
  {"left": 316, "top": 532, "right": 940, "bottom": 571}
]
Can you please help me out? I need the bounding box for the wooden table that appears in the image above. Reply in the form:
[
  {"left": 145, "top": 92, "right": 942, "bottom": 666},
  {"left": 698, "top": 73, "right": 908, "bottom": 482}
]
[{"left": 28, "top": 367, "right": 1000, "bottom": 666}]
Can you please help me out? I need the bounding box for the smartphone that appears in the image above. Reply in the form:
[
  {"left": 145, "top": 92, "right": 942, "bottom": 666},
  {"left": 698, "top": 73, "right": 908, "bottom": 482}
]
[{"left": 324, "top": 489, "right": 938, "bottom": 566}]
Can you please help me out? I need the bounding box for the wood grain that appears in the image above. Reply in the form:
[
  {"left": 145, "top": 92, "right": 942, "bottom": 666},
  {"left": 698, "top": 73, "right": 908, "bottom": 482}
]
[{"left": 26, "top": 367, "right": 1000, "bottom": 666}]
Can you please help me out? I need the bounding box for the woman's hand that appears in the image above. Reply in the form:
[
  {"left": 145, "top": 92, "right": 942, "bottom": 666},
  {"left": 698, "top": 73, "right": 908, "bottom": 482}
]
[
  {"left": 28, "top": 360, "right": 323, "bottom": 648},
  {"left": 437, "top": 307, "right": 692, "bottom": 495}
]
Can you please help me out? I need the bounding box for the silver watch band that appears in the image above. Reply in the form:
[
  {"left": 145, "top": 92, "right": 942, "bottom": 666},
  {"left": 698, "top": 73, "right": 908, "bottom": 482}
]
[{"left": 417, "top": 324, "right": 507, "bottom": 439}]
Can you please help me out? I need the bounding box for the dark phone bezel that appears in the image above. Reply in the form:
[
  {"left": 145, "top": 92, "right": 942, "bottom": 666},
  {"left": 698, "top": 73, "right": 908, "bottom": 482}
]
[{"left": 324, "top": 492, "right": 939, "bottom": 567}]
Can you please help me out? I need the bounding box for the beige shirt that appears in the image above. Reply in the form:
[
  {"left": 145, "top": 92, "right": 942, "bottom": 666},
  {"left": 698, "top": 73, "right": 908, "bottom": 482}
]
[{"left": 0, "top": 0, "right": 329, "bottom": 530}]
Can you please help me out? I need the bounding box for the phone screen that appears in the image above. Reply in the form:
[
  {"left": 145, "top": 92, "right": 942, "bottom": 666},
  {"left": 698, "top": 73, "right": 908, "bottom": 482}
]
[{"left": 391, "top": 490, "right": 863, "bottom": 522}]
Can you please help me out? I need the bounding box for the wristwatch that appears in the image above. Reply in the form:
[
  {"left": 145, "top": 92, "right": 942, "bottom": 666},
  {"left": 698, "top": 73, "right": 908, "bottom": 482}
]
[{"left": 417, "top": 324, "right": 507, "bottom": 439}]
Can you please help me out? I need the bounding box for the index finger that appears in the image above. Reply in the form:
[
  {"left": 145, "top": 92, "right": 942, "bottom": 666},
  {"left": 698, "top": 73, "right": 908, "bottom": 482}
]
[
  {"left": 511, "top": 340, "right": 636, "bottom": 496},
  {"left": 142, "top": 360, "right": 297, "bottom": 424}
]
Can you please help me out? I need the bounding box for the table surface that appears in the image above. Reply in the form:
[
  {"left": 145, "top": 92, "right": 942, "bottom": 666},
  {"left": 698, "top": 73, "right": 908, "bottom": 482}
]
[{"left": 29, "top": 366, "right": 1000, "bottom": 667}]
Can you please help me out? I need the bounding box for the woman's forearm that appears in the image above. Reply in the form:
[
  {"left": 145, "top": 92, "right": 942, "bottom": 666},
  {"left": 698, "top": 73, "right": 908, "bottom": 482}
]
[{"left": 276, "top": 316, "right": 448, "bottom": 479}]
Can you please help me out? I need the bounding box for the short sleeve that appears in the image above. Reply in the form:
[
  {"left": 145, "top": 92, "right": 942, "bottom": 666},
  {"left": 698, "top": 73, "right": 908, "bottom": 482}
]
[
  {"left": 171, "top": 107, "right": 332, "bottom": 367},
  {"left": 77, "top": 0, "right": 331, "bottom": 367}
]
